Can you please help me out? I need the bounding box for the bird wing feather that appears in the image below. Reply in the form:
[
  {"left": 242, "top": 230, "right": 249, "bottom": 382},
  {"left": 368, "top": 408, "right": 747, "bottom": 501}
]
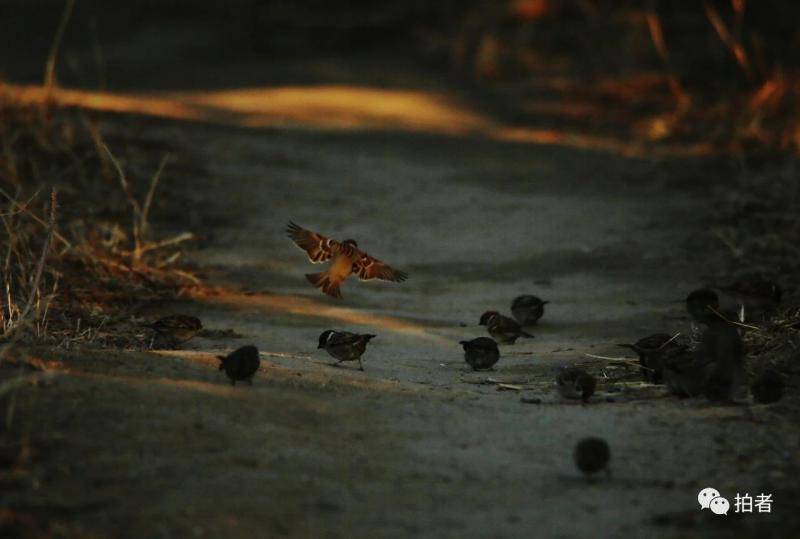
[
  {"left": 286, "top": 222, "right": 340, "bottom": 263},
  {"left": 353, "top": 252, "right": 407, "bottom": 282}
]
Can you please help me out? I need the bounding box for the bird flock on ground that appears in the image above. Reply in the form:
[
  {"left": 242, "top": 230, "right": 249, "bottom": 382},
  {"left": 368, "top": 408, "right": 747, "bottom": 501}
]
[{"left": 142, "top": 224, "right": 787, "bottom": 478}]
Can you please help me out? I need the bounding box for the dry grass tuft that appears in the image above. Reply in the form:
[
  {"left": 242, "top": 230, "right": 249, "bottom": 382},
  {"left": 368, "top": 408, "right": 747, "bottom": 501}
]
[
  {"left": 741, "top": 308, "right": 800, "bottom": 377},
  {"left": 0, "top": 87, "right": 197, "bottom": 353}
]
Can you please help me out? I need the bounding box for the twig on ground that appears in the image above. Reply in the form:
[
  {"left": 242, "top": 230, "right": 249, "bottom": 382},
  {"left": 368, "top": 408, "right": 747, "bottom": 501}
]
[{"left": 708, "top": 305, "right": 760, "bottom": 330}]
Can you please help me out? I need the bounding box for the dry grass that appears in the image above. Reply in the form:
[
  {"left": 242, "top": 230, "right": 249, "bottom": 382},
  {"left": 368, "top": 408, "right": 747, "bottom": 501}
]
[
  {"left": 706, "top": 158, "right": 800, "bottom": 378},
  {"left": 0, "top": 89, "right": 197, "bottom": 353},
  {"left": 742, "top": 308, "right": 800, "bottom": 376}
]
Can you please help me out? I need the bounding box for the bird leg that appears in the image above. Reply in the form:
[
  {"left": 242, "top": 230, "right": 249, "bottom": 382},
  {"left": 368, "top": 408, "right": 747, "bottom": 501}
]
[{"left": 358, "top": 358, "right": 364, "bottom": 371}]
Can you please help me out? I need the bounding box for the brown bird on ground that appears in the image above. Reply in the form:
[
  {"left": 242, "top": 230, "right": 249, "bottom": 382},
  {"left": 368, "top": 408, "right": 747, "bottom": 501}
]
[
  {"left": 510, "top": 295, "right": 549, "bottom": 326},
  {"left": 685, "top": 289, "right": 720, "bottom": 322},
  {"left": 664, "top": 318, "right": 745, "bottom": 401},
  {"left": 663, "top": 348, "right": 708, "bottom": 398},
  {"left": 317, "top": 330, "right": 376, "bottom": 371},
  {"left": 146, "top": 315, "right": 202, "bottom": 346},
  {"left": 286, "top": 222, "right": 407, "bottom": 298},
  {"left": 556, "top": 367, "right": 596, "bottom": 403},
  {"left": 751, "top": 368, "right": 784, "bottom": 404},
  {"left": 618, "top": 333, "right": 682, "bottom": 384},
  {"left": 685, "top": 287, "right": 745, "bottom": 351},
  {"left": 696, "top": 317, "right": 745, "bottom": 402},
  {"left": 460, "top": 337, "right": 500, "bottom": 370},
  {"left": 217, "top": 345, "right": 260, "bottom": 386},
  {"left": 479, "top": 311, "right": 534, "bottom": 344},
  {"left": 574, "top": 437, "right": 611, "bottom": 479}
]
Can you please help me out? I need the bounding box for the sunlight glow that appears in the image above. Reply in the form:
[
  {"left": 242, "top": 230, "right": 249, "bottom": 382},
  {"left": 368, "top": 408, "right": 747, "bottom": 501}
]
[
  {"left": 191, "top": 287, "right": 453, "bottom": 347},
  {"left": 7, "top": 83, "right": 711, "bottom": 157}
]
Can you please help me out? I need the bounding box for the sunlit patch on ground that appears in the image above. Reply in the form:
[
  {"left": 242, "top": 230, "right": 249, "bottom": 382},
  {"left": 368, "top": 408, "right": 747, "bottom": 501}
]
[
  {"left": 9, "top": 83, "right": 712, "bottom": 158},
  {"left": 190, "top": 286, "right": 453, "bottom": 347}
]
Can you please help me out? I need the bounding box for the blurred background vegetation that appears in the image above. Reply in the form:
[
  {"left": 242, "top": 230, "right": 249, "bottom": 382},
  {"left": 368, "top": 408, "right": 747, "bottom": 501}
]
[{"left": 2, "top": 0, "right": 799, "bottom": 152}]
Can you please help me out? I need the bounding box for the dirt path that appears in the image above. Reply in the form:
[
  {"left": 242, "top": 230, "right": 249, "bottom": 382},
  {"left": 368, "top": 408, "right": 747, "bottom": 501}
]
[
  {"left": 4, "top": 108, "right": 794, "bottom": 538},
  {"left": 4, "top": 53, "right": 797, "bottom": 537}
]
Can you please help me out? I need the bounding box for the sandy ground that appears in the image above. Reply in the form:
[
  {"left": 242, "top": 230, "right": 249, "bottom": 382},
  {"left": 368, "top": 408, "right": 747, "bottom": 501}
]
[
  {"left": 3, "top": 113, "right": 798, "bottom": 538},
  {"left": 2, "top": 17, "right": 799, "bottom": 538}
]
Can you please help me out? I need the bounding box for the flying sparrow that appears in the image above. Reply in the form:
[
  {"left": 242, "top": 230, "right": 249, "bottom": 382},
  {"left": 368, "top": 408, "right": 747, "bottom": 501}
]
[
  {"left": 479, "top": 311, "right": 534, "bottom": 344},
  {"left": 459, "top": 337, "right": 500, "bottom": 370},
  {"left": 555, "top": 367, "right": 596, "bottom": 403},
  {"left": 217, "top": 345, "right": 260, "bottom": 386},
  {"left": 317, "top": 330, "right": 376, "bottom": 370},
  {"left": 510, "top": 295, "right": 549, "bottom": 326},
  {"left": 146, "top": 315, "right": 202, "bottom": 346},
  {"left": 286, "top": 222, "right": 407, "bottom": 298},
  {"left": 751, "top": 368, "right": 784, "bottom": 404},
  {"left": 617, "top": 333, "right": 682, "bottom": 384},
  {"left": 573, "top": 437, "right": 611, "bottom": 479}
]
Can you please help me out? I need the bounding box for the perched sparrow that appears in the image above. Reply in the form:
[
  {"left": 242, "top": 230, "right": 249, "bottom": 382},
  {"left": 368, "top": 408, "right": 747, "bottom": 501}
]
[
  {"left": 617, "top": 333, "right": 682, "bottom": 384},
  {"left": 317, "top": 330, "right": 375, "bottom": 371},
  {"left": 717, "top": 273, "right": 782, "bottom": 319},
  {"left": 696, "top": 317, "right": 745, "bottom": 402},
  {"left": 146, "top": 315, "right": 202, "bottom": 346},
  {"left": 556, "top": 367, "right": 596, "bottom": 403},
  {"left": 665, "top": 318, "right": 744, "bottom": 401},
  {"left": 685, "top": 289, "right": 744, "bottom": 348},
  {"left": 217, "top": 345, "right": 260, "bottom": 386},
  {"left": 286, "top": 222, "right": 407, "bottom": 299},
  {"left": 573, "top": 437, "right": 611, "bottom": 478},
  {"left": 459, "top": 337, "right": 500, "bottom": 370},
  {"left": 663, "top": 348, "right": 708, "bottom": 398},
  {"left": 685, "top": 289, "right": 720, "bottom": 322},
  {"left": 510, "top": 295, "right": 549, "bottom": 326},
  {"left": 479, "top": 311, "right": 534, "bottom": 344},
  {"left": 751, "top": 368, "right": 784, "bottom": 404}
]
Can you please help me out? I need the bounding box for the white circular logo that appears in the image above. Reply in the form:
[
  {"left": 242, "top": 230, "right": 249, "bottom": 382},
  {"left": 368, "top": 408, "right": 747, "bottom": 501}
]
[{"left": 697, "top": 487, "right": 720, "bottom": 510}]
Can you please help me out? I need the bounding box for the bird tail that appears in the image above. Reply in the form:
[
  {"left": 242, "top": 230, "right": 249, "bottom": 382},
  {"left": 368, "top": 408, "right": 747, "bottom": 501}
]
[
  {"left": 306, "top": 272, "right": 342, "bottom": 299},
  {"left": 520, "top": 330, "right": 535, "bottom": 338}
]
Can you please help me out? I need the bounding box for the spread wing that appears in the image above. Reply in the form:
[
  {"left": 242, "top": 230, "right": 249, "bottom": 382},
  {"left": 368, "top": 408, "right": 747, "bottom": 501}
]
[
  {"left": 286, "top": 222, "right": 339, "bottom": 263},
  {"left": 353, "top": 252, "right": 408, "bottom": 282}
]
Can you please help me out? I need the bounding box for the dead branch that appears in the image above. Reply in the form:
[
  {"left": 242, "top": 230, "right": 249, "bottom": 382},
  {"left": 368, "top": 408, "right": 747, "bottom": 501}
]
[
  {"left": 703, "top": 0, "right": 755, "bottom": 81},
  {"left": 645, "top": 0, "right": 691, "bottom": 109}
]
